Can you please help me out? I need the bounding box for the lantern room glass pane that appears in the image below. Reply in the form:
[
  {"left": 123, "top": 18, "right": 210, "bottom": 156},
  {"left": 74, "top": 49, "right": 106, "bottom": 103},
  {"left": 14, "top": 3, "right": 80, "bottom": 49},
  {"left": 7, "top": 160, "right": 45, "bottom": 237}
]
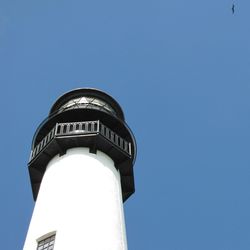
[{"left": 59, "top": 96, "right": 117, "bottom": 116}]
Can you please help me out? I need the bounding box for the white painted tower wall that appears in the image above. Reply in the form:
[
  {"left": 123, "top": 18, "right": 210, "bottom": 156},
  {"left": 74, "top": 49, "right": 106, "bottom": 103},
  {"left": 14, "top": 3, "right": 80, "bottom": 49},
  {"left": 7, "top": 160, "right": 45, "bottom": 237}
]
[{"left": 23, "top": 147, "right": 128, "bottom": 250}]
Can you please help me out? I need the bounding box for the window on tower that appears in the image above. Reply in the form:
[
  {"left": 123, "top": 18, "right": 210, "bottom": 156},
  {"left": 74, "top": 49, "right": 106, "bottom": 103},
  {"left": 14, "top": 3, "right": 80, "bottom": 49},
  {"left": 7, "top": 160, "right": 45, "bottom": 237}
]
[{"left": 37, "top": 234, "right": 56, "bottom": 250}]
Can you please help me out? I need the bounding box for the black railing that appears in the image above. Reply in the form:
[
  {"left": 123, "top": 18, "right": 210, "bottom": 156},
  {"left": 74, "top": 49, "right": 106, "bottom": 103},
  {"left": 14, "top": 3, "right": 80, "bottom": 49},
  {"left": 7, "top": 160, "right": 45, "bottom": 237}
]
[
  {"left": 56, "top": 120, "right": 99, "bottom": 136},
  {"left": 29, "top": 120, "right": 131, "bottom": 162},
  {"left": 99, "top": 123, "right": 131, "bottom": 155},
  {"left": 30, "top": 126, "right": 56, "bottom": 161}
]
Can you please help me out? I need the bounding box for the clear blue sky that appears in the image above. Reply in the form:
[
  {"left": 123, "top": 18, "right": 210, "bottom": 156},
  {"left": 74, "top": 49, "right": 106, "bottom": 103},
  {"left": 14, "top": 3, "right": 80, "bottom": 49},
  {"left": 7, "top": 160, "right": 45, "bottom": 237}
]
[{"left": 1, "top": 0, "right": 250, "bottom": 249}]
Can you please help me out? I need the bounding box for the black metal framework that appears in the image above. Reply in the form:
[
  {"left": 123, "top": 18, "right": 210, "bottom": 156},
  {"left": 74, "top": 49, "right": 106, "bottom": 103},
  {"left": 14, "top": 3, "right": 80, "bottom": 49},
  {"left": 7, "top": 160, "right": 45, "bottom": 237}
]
[
  {"left": 37, "top": 234, "right": 55, "bottom": 250},
  {"left": 28, "top": 88, "right": 136, "bottom": 202}
]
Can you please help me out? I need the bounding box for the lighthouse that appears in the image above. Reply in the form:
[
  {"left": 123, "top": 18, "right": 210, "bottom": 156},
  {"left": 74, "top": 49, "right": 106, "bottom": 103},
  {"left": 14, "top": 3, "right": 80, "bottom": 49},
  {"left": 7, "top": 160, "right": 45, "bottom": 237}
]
[{"left": 23, "top": 88, "right": 136, "bottom": 250}]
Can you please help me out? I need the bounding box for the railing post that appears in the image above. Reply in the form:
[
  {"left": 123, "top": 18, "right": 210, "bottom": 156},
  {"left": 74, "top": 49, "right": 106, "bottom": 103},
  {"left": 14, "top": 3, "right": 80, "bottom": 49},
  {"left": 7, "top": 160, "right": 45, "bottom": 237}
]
[
  {"left": 128, "top": 142, "right": 132, "bottom": 156},
  {"left": 29, "top": 150, "right": 33, "bottom": 162},
  {"left": 97, "top": 120, "right": 100, "bottom": 133},
  {"left": 55, "top": 123, "right": 59, "bottom": 136}
]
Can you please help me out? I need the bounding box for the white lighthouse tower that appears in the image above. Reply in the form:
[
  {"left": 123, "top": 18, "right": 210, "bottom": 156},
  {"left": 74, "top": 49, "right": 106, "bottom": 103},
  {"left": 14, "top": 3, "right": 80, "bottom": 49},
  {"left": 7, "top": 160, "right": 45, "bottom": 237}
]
[{"left": 23, "top": 88, "right": 136, "bottom": 250}]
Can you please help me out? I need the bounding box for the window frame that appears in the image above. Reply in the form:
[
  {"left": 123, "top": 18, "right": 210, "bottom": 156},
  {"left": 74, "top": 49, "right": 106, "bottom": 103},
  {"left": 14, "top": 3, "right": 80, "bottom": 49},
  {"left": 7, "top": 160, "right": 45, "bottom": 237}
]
[{"left": 36, "top": 232, "right": 56, "bottom": 250}]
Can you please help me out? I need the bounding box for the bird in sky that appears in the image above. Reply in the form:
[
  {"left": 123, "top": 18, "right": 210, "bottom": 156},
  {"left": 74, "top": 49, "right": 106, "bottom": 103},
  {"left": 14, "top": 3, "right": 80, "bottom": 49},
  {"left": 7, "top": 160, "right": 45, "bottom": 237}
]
[{"left": 232, "top": 4, "right": 235, "bottom": 14}]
